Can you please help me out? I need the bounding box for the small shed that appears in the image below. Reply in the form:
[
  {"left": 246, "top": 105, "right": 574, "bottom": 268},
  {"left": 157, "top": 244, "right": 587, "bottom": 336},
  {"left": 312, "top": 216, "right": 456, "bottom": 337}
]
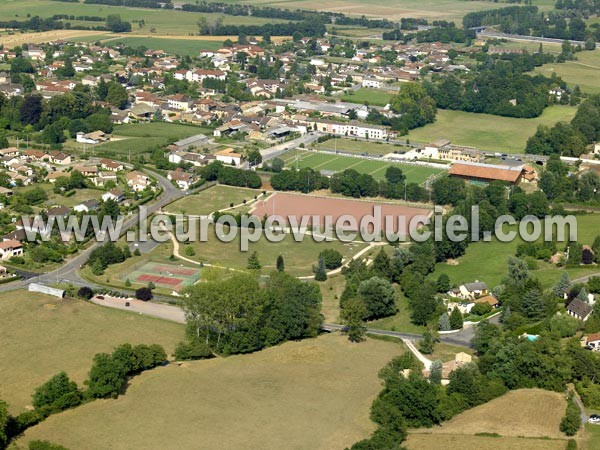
[{"left": 28, "top": 283, "right": 65, "bottom": 298}]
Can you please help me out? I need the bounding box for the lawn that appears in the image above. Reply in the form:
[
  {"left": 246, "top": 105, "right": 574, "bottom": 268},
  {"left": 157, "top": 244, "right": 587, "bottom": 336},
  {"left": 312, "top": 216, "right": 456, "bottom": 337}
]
[
  {"left": 314, "top": 137, "right": 406, "bottom": 156},
  {"left": 187, "top": 224, "right": 368, "bottom": 277},
  {"left": 280, "top": 149, "right": 443, "bottom": 184},
  {"left": 17, "top": 334, "right": 402, "bottom": 450},
  {"left": 0, "top": 291, "right": 184, "bottom": 414},
  {"left": 94, "top": 122, "right": 210, "bottom": 158},
  {"left": 319, "top": 274, "right": 346, "bottom": 323},
  {"left": 341, "top": 88, "right": 395, "bottom": 107},
  {"left": 532, "top": 49, "right": 600, "bottom": 94},
  {"left": 165, "top": 184, "right": 264, "bottom": 216},
  {"left": 103, "top": 37, "right": 224, "bottom": 56},
  {"left": 406, "top": 105, "right": 578, "bottom": 154},
  {"left": 369, "top": 289, "right": 426, "bottom": 334},
  {"left": 585, "top": 423, "right": 600, "bottom": 450},
  {"left": 406, "top": 434, "right": 567, "bottom": 450}
]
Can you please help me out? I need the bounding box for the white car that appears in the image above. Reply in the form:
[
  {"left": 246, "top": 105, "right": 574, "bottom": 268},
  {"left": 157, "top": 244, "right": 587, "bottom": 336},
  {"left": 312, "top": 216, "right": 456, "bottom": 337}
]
[{"left": 589, "top": 414, "right": 600, "bottom": 424}]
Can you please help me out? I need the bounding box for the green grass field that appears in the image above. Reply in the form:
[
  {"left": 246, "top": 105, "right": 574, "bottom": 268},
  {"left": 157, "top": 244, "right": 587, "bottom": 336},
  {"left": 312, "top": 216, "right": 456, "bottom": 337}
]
[
  {"left": 94, "top": 123, "right": 210, "bottom": 158},
  {"left": 103, "top": 37, "right": 224, "bottom": 56},
  {"left": 406, "top": 106, "right": 578, "bottom": 154},
  {"left": 187, "top": 224, "right": 368, "bottom": 277},
  {"left": 18, "top": 334, "right": 402, "bottom": 450},
  {"left": 0, "top": 291, "right": 184, "bottom": 414},
  {"left": 341, "top": 88, "right": 395, "bottom": 107},
  {"left": 0, "top": 0, "right": 289, "bottom": 36},
  {"left": 532, "top": 49, "right": 600, "bottom": 94},
  {"left": 314, "top": 137, "right": 406, "bottom": 156},
  {"left": 280, "top": 149, "right": 443, "bottom": 184},
  {"left": 369, "top": 289, "right": 426, "bottom": 334},
  {"left": 429, "top": 214, "right": 600, "bottom": 289},
  {"left": 165, "top": 185, "right": 264, "bottom": 216}
]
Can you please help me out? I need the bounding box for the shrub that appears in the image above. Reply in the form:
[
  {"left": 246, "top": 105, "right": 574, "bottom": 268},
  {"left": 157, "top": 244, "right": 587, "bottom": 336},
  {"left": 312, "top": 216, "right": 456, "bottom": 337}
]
[
  {"left": 318, "top": 248, "right": 343, "bottom": 269},
  {"left": 173, "top": 341, "right": 213, "bottom": 360},
  {"left": 77, "top": 286, "right": 94, "bottom": 300},
  {"left": 471, "top": 302, "right": 492, "bottom": 316},
  {"left": 135, "top": 287, "right": 153, "bottom": 301},
  {"left": 32, "top": 372, "right": 81, "bottom": 413},
  {"left": 28, "top": 440, "right": 69, "bottom": 450},
  {"left": 560, "top": 397, "right": 581, "bottom": 436}
]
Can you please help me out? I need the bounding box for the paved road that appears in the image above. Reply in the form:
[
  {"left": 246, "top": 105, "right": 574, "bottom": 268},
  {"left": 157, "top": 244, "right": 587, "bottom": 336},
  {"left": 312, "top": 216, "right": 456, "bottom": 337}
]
[
  {"left": 259, "top": 132, "right": 323, "bottom": 162},
  {"left": 0, "top": 167, "right": 185, "bottom": 293},
  {"left": 478, "top": 30, "right": 590, "bottom": 47}
]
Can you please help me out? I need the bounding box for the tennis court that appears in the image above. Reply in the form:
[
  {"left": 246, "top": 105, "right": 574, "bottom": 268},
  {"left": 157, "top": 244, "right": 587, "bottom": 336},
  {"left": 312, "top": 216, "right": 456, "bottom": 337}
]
[{"left": 123, "top": 261, "right": 200, "bottom": 291}]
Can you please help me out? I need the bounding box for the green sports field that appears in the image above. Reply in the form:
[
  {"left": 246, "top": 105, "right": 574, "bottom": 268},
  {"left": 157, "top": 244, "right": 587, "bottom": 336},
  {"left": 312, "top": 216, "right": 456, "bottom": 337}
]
[
  {"left": 341, "top": 88, "right": 395, "bottom": 107},
  {"left": 102, "top": 37, "right": 225, "bottom": 56},
  {"left": 280, "top": 149, "right": 443, "bottom": 184}
]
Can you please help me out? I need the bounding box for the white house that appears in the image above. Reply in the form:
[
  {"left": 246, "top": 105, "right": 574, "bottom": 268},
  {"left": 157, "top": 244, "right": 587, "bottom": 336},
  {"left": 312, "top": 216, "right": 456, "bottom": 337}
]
[
  {"left": 0, "top": 239, "right": 23, "bottom": 260},
  {"left": 215, "top": 148, "right": 242, "bottom": 166},
  {"left": 102, "top": 188, "right": 124, "bottom": 203}
]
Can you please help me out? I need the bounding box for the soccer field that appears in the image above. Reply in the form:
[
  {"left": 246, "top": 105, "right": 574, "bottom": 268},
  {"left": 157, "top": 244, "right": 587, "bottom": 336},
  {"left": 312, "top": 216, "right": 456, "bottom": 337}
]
[{"left": 280, "top": 150, "right": 443, "bottom": 184}]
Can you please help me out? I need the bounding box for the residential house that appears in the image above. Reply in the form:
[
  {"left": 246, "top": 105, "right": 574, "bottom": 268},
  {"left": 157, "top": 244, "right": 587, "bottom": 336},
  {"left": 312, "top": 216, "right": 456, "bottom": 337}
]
[
  {"left": 567, "top": 298, "right": 593, "bottom": 321},
  {"left": 76, "top": 130, "right": 109, "bottom": 145},
  {"left": 126, "top": 171, "right": 151, "bottom": 192},
  {"left": 102, "top": 188, "right": 124, "bottom": 203},
  {"left": 583, "top": 332, "right": 600, "bottom": 350},
  {"left": 99, "top": 159, "right": 124, "bottom": 172},
  {"left": 168, "top": 168, "right": 195, "bottom": 190},
  {"left": 167, "top": 94, "right": 192, "bottom": 111},
  {"left": 48, "top": 151, "right": 71, "bottom": 165},
  {"left": 423, "top": 352, "right": 473, "bottom": 385},
  {"left": 457, "top": 281, "right": 489, "bottom": 300},
  {"left": 0, "top": 239, "right": 23, "bottom": 260},
  {"left": 73, "top": 199, "right": 100, "bottom": 213}
]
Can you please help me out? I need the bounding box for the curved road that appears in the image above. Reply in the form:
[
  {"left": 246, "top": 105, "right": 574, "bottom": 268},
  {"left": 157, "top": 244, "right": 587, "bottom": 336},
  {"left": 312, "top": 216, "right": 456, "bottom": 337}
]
[{"left": 0, "top": 167, "right": 185, "bottom": 293}]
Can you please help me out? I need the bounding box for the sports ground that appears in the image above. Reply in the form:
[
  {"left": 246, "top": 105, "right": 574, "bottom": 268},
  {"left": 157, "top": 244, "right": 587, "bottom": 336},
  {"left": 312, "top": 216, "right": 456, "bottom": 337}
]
[
  {"left": 250, "top": 192, "right": 432, "bottom": 237},
  {"left": 122, "top": 261, "right": 200, "bottom": 291},
  {"left": 280, "top": 149, "right": 443, "bottom": 184}
]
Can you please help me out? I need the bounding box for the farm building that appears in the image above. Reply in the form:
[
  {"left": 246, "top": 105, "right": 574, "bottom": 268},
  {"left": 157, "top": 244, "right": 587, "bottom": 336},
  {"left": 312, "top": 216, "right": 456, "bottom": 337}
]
[
  {"left": 449, "top": 162, "right": 524, "bottom": 185},
  {"left": 169, "top": 134, "right": 209, "bottom": 152},
  {"left": 28, "top": 283, "right": 65, "bottom": 298}
]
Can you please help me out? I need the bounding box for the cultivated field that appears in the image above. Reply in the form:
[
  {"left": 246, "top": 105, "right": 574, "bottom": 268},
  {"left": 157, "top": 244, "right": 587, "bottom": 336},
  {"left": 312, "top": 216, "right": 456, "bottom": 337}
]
[
  {"left": 18, "top": 334, "right": 402, "bottom": 450},
  {"left": 406, "top": 106, "right": 578, "bottom": 154},
  {"left": 251, "top": 192, "right": 432, "bottom": 237},
  {"left": 0, "top": 29, "right": 108, "bottom": 47},
  {"left": 406, "top": 434, "right": 567, "bottom": 450},
  {"left": 532, "top": 49, "right": 600, "bottom": 94},
  {"left": 102, "top": 37, "right": 225, "bottom": 56},
  {"left": 0, "top": 291, "right": 184, "bottom": 414},
  {"left": 0, "top": 0, "right": 289, "bottom": 36},
  {"left": 165, "top": 185, "right": 264, "bottom": 216},
  {"left": 407, "top": 389, "right": 570, "bottom": 450},
  {"left": 224, "top": 0, "right": 545, "bottom": 21},
  {"left": 280, "top": 149, "right": 443, "bottom": 184}
]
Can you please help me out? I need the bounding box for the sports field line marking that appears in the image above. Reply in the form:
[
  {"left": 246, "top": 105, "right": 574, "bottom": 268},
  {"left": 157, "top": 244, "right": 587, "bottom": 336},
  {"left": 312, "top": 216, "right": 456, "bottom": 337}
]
[
  {"left": 368, "top": 164, "right": 389, "bottom": 177},
  {"left": 311, "top": 156, "right": 342, "bottom": 170},
  {"left": 342, "top": 158, "right": 372, "bottom": 171}
]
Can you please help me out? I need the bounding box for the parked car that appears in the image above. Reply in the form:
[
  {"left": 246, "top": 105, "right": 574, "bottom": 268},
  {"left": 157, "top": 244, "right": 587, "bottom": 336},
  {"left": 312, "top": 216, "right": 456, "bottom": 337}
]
[{"left": 589, "top": 414, "right": 600, "bottom": 424}]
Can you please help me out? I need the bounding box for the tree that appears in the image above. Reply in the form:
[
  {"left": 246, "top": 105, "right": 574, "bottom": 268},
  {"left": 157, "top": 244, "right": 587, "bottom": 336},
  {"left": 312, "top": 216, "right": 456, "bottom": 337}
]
[
  {"left": 173, "top": 341, "right": 213, "bottom": 360},
  {"left": 270, "top": 157, "right": 284, "bottom": 173},
  {"left": 560, "top": 396, "right": 581, "bottom": 436},
  {"left": 358, "top": 277, "right": 396, "bottom": 319},
  {"left": 276, "top": 255, "right": 285, "bottom": 272},
  {"left": 449, "top": 307, "right": 463, "bottom": 330},
  {"left": 318, "top": 249, "right": 343, "bottom": 270},
  {"left": 438, "top": 312, "right": 451, "bottom": 331},
  {"left": 106, "top": 82, "right": 128, "bottom": 109},
  {"left": 0, "top": 399, "right": 8, "bottom": 449},
  {"left": 247, "top": 251, "right": 261, "bottom": 270},
  {"left": 554, "top": 271, "right": 571, "bottom": 298},
  {"left": 371, "top": 248, "right": 392, "bottom": 280},
  {"left": 385, "top": 166, "right": 405, "bottom": 185},
  {"left": 87, "top": 353, "right": 127, "bottom": 398},
  {"left": 32, "top": 372, "right": 81, "bottom": 412},
  {"left": 20, "top": 95, "right": 42, "bottom": 125},
  {"left": 135, "top": 287, "right": 153, "bottom": 301},
  {"left": 429, "top": 360, "right": 443, "bottom": 385},
  {"left": 341, "top": 298, "right": 367, "bottom": 342},
  {"left": 419, "top": 328, "right": 435, "bottom": 354},
  {"left": 436, "top": 274, "right": 451, "bottom": 293},
  {"left": 314, "top": 257, "right": 327, "bottom": 281},
  {"left": 77, "top": 286, "right": 93, "bottom": 300},
  {"left": 246, "top": 148, "right": 262, "bottom": 166}
]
